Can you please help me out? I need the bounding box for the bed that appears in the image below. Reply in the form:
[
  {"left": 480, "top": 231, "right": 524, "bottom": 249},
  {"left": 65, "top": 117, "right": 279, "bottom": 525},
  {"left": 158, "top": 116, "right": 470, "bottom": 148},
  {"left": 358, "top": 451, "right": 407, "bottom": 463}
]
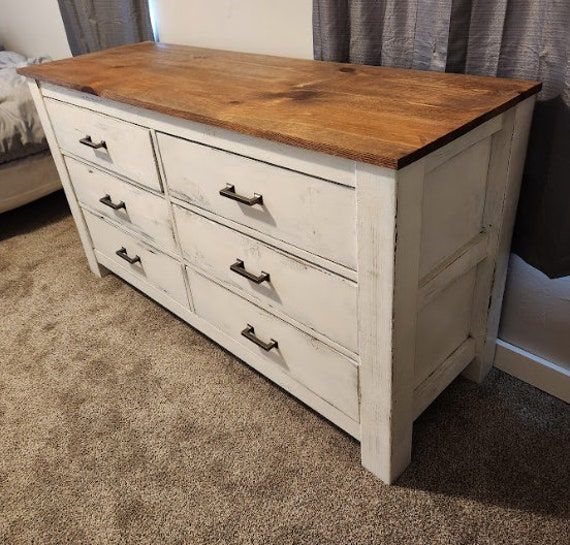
[{"left": 0, "top": 50, "right": 60, "bottom": 213}]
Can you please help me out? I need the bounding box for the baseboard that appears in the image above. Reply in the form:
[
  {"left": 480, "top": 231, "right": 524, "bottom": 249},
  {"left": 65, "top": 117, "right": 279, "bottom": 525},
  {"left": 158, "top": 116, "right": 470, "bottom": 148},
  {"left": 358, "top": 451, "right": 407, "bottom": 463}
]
[{"left": 495, "top": 339, "right": 570, "bottom": 403}]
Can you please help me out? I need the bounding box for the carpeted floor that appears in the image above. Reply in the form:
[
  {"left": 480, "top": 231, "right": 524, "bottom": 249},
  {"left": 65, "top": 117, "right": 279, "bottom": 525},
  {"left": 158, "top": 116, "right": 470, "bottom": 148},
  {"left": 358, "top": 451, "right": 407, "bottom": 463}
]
[{"left": 0, "top": 191, "right": 568, "bottom": 545}]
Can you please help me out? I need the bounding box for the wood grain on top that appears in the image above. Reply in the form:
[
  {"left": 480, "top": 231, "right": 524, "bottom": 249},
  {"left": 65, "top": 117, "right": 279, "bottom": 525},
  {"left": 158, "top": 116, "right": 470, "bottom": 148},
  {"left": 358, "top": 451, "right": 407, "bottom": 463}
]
[{"left": 18, "top": 42, "right": 541, "bottom": 169}]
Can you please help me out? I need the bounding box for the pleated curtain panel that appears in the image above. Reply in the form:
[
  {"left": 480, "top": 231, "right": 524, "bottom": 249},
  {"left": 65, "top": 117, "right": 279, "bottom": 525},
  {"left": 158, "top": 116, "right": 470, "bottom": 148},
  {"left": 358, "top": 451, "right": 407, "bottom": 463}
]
[
  {"left": 314, "top": 0, "right": 570, "bottom": 278},
  {"left": 57, "top": 0, "right": 154, "bottom": 56}
]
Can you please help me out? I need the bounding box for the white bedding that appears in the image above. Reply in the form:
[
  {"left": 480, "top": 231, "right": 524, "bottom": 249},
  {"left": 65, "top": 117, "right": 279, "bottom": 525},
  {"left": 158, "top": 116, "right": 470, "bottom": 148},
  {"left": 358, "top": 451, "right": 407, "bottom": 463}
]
[{"left": 0, "top": 51, "right": 50, "bottom": 164}]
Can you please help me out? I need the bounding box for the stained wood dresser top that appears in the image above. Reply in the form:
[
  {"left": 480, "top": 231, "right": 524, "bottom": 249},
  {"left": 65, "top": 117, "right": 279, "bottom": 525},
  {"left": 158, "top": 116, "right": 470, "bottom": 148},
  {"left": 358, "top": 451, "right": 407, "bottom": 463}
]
[{"left": 19, "top": 42, "right": 541, "bottom": 169}]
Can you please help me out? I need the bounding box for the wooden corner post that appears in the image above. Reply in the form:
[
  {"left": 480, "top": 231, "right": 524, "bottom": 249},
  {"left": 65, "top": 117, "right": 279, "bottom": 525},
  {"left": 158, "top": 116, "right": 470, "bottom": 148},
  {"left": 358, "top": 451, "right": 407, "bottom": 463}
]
[
  {"left": 463, "top": 97, "right": 536, "bottom": 383},
  {"left": 26, "top": 79, "right": 107, "bottom": 278},
  {"left": 357, "top": 160, "right": 425, "bottom": 484}
]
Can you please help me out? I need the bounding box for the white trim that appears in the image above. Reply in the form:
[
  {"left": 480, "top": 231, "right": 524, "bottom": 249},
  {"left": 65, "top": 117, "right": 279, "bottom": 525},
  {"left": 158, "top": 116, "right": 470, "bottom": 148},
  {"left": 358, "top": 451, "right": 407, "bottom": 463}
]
[{"left": 495, "top": 339, "right": 570, "bottom": 404}]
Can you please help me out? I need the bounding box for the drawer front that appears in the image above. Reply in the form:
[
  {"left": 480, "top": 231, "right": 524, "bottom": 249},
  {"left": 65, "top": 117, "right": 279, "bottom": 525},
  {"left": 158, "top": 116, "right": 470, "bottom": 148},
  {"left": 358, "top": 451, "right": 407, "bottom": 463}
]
[
  {"left": 46, "top": 98, "right": 162, "bottom": 192},
  {"left": 188, "top": 269, "right": 359, "bottom": 420},
  {"left": 158, "top": 133, "right": 356, "bottom": 270},
  {"left": 174, "top": 207, "right": 358, "bottom": 353},
  {"left": 84, "top": 212, "right": 188, "bottom": 306},
  {"left": 67, "top": 158, "right": 176, "bottom": 252}
]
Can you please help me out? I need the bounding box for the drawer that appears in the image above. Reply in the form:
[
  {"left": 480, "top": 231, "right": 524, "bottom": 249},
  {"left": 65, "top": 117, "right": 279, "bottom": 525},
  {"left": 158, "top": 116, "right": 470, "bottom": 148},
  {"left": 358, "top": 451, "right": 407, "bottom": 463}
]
[
  {"left": 67, "top": 158, "right": 176, "bottom": 252},
  {"left": 174, "top": 207, "right": 358, "bottom": 353},
  {"left": 84, "top": 212, "right": 188, "bottom": 306},
  {"left": 158, "top": 133, "right": 356, "bottom": 270},
  {"left": 188, "top": 269, "right": 359, "bottom": 420},
  {"left": 45, "top": 98, "right": 162, "bottom": 192}
]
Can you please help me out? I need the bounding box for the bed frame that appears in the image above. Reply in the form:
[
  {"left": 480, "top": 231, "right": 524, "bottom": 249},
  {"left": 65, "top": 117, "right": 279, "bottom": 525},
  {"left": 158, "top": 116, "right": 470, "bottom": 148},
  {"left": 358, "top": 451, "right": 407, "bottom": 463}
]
[{"left": 0, "top": 151, "right": 61, "bottom": 213}]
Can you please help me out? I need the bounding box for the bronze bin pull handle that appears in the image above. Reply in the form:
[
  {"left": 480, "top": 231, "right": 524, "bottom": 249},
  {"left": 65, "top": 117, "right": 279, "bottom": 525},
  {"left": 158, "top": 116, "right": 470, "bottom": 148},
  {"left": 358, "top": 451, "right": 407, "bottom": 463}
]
[
  {"left": 219, "top": 184, "right": 263, "bottom": 206},
  {"left": 241, "top": 325, "right": 278, "bottom": 352},
  {"left": 115, "top": 247, "right": 141, "bottom": 265},
  {"left": 99, "top": 194, "right": 126, "bottom": 210},
  {"left": 230, "top": 259, "right": 270, "bottom": 284},
  {"left": 79, "top": 135, "right": 107, "bottom": 150}
]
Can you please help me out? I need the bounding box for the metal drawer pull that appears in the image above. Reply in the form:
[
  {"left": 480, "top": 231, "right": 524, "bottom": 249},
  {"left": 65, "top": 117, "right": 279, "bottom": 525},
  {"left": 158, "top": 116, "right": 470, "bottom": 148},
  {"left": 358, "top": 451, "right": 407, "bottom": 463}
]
[
  {"left": 115, "top": 247, "right": 141, "bottom": 264},
  {"left": 219, "top": 184, "right": 263, "bottom": 206},
  {"left": 79, "top": 135, "right": 107, "bottom": 150},
  {"left": 241, "top": 324, "right": 278, "bottom": 352},
  {"left": 99, "top": 194, "right": 126, "bottom": 210},
  {"left": 230, "top": 259, "right": 270, "bottom": 284}
]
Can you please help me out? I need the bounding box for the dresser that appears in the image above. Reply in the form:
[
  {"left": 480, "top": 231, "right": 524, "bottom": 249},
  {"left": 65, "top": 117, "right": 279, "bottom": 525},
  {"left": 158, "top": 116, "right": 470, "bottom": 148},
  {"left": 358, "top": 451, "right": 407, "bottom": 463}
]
[{"left": 19, "top": 42, "right": 541, "bottom": 484}]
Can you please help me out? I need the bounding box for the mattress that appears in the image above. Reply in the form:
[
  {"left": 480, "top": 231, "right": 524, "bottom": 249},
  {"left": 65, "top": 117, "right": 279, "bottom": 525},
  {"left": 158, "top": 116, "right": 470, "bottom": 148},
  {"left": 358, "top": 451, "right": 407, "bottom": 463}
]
[{"left": 0, "top": 51, "right": 49, "bottom": 164}]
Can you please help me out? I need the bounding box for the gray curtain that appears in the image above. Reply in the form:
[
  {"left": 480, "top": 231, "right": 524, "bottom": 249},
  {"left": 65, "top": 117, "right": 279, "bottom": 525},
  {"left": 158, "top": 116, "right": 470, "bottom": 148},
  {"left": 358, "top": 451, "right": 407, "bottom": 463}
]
[
  {"left": 313, "top": 0, "right": 570, "bottom": 278},
  {"left": 58, "top": 0, "right": 154, "bottom": 56}
]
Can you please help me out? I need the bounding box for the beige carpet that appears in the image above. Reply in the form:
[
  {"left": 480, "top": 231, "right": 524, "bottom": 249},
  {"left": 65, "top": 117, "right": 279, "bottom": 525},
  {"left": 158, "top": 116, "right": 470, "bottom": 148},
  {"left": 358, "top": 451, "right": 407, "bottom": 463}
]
[{"left": 0, "top": 191, "right": 568, "bottom": 545}]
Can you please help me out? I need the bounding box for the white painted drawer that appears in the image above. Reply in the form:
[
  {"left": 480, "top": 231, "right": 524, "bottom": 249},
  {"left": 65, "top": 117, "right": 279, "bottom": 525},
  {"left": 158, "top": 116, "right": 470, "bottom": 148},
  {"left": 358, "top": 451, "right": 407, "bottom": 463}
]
[
  {"left": 188, "top": 268, "right": 359, "bottom": 419},
  {"left": 84, "top": 211, "right": 188, "bottom": 306},
  {"left": 158, "top": 133, "right": 356, "bottom": 270},
  {"left": 174, "top": 207, "right": 358, "bottom": 353},
  {"left": 45, "top": 98, "right": 162, "bottom": 192},
  {"left": 67, "top": 157, "right": 176, "bottom": 253}
]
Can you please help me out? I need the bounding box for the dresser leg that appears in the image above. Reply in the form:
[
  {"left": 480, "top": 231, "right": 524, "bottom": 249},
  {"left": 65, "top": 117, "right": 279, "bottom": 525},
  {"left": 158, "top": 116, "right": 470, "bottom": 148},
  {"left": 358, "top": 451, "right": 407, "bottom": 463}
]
[
  {"left": 361, "top": 418, "right": 414, "bottom": 485},
  {"left": 463, "top": 349, "right": 495, "bottom": 384},
  {"left": 356, "top": 161, "right": 425, "bottom": 484},
  {"left": 90, "top": 261, "right": 109, "bottom": 278}
]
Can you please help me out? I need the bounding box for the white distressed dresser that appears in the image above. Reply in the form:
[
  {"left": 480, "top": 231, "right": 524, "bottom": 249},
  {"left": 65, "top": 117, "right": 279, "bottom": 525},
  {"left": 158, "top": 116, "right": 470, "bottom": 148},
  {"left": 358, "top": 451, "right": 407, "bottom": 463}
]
[{"left": 19, "top": 42, "right": 541, "bottom": 483}]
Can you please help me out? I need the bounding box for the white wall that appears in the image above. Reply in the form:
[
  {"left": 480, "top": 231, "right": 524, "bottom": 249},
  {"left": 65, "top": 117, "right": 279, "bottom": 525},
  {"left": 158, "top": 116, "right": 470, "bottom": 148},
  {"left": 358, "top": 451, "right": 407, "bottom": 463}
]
[
  {"left": 0, "top": 0, "right": 312, "bottom": 64},
  {"left": 0, "top": 0, "right": 70, "bottom": 59},
  {"left": 500, "top": 256, "right": 570, "bottom": 371},
  {"left": 154, "top": 0, "right": 313, "bottom": 59}
]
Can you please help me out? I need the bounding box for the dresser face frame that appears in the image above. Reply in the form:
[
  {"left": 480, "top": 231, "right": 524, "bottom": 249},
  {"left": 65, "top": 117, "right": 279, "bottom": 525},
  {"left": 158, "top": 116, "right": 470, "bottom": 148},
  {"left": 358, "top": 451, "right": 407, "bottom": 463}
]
[{"left": 28, "top": 79, "right": 535, "bottom": 484}]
